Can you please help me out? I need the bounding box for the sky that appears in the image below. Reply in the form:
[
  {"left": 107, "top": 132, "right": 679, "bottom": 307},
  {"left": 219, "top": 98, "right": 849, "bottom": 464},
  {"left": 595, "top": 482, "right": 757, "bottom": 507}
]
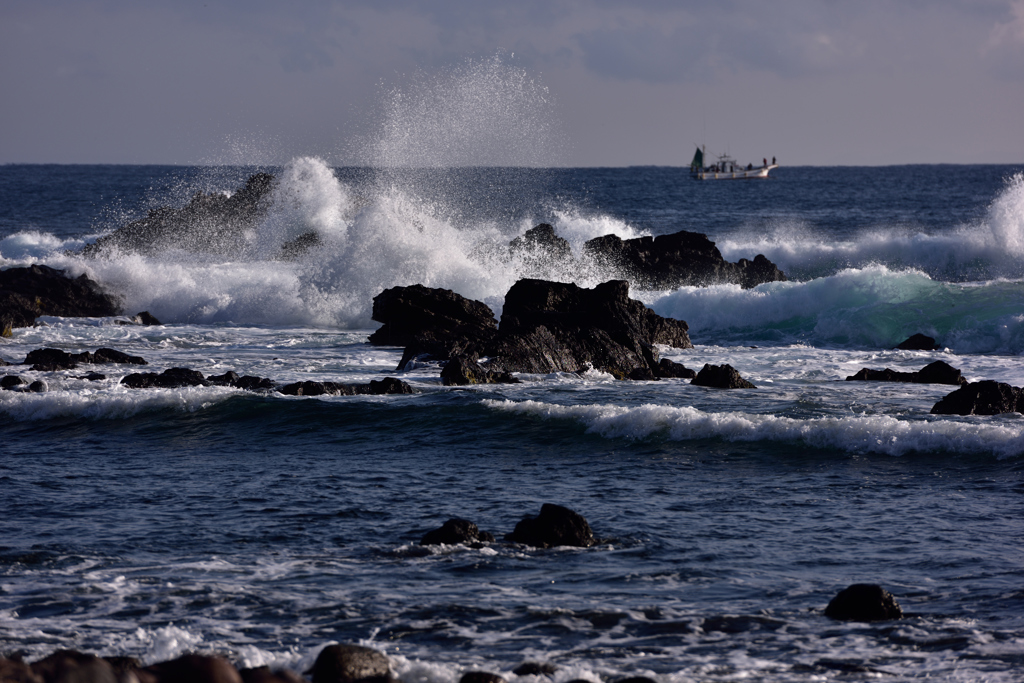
[{"left": 2, "top": 0, "right": 1023, "bottom": 166}]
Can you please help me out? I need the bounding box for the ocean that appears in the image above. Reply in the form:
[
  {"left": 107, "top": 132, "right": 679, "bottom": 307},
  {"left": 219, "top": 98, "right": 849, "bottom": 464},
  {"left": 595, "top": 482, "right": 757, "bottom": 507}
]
[{"left": 2, "top": 161, "right": 1024, "bottom": 683}]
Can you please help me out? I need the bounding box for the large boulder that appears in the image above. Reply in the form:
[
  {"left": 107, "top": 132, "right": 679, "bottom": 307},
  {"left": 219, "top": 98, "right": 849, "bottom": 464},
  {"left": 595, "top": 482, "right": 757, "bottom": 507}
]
[
  {"left": 846, "top": 360, "right": 966, "bottom": 386},
  {"left": 582, "top": 229, "right": 786, "bottom": 290},
  {"left": 691, "top": 363, "right": 756, "bottom": 389},
  {"left": 493, "top": 279, "right": 692, "bottom": 377},
  {"left": 505, "top": 503, "right": 596, "bottom": 548},
  {"left": 307, "top": 644, "right": 391, "bottom": 683},
  {"left": 824, "top": 584, "right": 903, "bottom": 622},
  {"left": 1, "top": 264, "right": 121, "bottom": 333},
  {"left": 930, "top": 380, "right": 1023, "bottom": 416},
  {"left": 440, "top": 355, "right": 520, "bottom": 386},
  {"left": 420, "top": 518, "right": 496, "bottom": 545},
  {"left": 83, "top": 173, "right": 275, "bottom": 257},
  {"left": 145, "top": 654, "right": 242, "bottom": 683},
  {"left": 30, "top": 650, "right": 116, "bottom": 683},
  {"left": 896, "top": 333, "right": 940, "bottom": 350}
]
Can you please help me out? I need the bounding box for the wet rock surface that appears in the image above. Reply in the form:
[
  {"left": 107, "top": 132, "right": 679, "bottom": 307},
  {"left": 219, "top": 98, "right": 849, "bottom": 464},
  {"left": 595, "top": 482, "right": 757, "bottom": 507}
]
[
  {"left": 420, "top": 518, "right": 496, "bottom": 545},
  {"left": 505, "top": 503, "right": 596, "bottom": 548},
  {"left": 691, "top": 363, "right": 756, "bottom": 389},
  {"left": 825, "top": 584, "right": 903, "bottom": 622},
  {"left": 931, "top": 380, "right": 1024, "bottom": 415},
  {"left": 846, "top": 360, "right": 967, "bottom": 386},
  {"left": 896, "top": 333, "right": 940, "bottom": 350},
  {"left": 0, "top": 264, "right": 121, "bottom": 333}
]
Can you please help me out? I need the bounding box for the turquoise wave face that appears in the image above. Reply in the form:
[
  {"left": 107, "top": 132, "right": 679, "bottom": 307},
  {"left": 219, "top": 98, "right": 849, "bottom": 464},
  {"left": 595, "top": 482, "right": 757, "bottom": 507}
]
[{"left": 649, "top": 266, "right": 1024, "bottom": 352}]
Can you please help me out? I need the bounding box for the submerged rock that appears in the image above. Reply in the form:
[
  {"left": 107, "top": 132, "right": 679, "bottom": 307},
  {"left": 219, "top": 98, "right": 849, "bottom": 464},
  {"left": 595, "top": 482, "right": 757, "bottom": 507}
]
[
  {"left": 824, "top": 584, "right": 903, "bottom": 622},
  {"left": 420, "top": 518, "right": 496, "bottom": 546},
  {"left": 2, "top": 375, "right": 27, "bottom": 390},
  {"left": 505, "top": 503, "right": 596, "bottom": 548},
  {"left": 930, "top": 380, "right": 1023, "bottom": 416},
  {"left": 208, "top": 371, "right": 275, "bottom": 391},
  {"left": 691, "top": 363, "right": 756, "bottom": 389},
  {"left": 0, "top": 264, "right": 121, "bottom": 333},
  {"left": 83, "top": 173, "right": 276, "bottom": 257},
  {"left": 846, "top": 360, "right": 966, "bottom": 386},
  {"left": 277, "top": 378, "right": 416, "bottom": 396},
  {"left": 896, "top": 333, "right": 940, "bottom": 351}
]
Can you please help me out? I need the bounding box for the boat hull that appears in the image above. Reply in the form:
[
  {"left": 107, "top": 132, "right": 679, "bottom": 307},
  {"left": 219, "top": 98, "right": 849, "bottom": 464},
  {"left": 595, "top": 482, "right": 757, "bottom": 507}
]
[{"left": 691, "top": 164, "right": 778, "bottom": 180}]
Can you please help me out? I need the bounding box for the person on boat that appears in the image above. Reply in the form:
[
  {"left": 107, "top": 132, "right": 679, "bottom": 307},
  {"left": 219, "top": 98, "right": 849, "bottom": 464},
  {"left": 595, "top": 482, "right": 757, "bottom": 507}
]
[
  {"left": 746, "top": 163, "right": 752, "bottom": 170},
  {"left": 763, "top": 158, "right": 767, "bottom": 167},
  {"left": 772, "top": 156, "right": 776, "bottom": 165}
]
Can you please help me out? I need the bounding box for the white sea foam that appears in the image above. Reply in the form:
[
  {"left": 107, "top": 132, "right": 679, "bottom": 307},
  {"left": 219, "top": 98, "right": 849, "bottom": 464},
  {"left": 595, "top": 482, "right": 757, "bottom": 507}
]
[
  {"left": 482, "top": 399, "right": 1024, "bottom": 458},
  {"left": 0, "top": 385, "right": 237, "bottom": 421}
]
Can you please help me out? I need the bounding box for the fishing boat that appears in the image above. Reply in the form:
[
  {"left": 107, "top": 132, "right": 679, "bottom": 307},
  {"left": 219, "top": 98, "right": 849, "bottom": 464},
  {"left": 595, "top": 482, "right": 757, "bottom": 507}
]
[{"left": 689, "top": 146, "right": 777, "bottom": 180}]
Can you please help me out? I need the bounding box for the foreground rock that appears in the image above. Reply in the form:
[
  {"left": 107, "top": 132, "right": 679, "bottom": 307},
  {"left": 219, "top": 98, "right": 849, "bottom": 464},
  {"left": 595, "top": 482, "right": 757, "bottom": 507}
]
[
  {"left": 931, "top": 380, "right": 1023, "bottom": 416},
  {"left": 582, "top": 229, "right": 786, "bottom": 290},
  {"left": 846, "top": 360, "right": 966, "bottom": 386},
  {"left": 691, "top": 363, "right": 756, "bottom": 389},
  {"left": 824, "top": 584, "right": 903, "bottom": 621},
  {"left": 371, "top": 279, "right": 693, "bottom": 380},
  {"left": 145, "top": 654, "right": 242, "bottom": 683},
  {"left": 25, "top": 347, "right": 147, "bottom": 371},
  {"left": 30, "top": 650, "right": 116, "bottom": 683},
  {"left": 420, "top": 518, "right": 496, "bottom": 545},
  {"left": 1, "top": 264, "right": 121, "bottom": 334},
  {"left": 83, "top": 173, "right": 276, "bottom": 257},
  {"left": 307, "top": 644, "right": 392, "bottom": 683},
  {"left": 505, "top": 503, "right": 596, "bottom": 548}
]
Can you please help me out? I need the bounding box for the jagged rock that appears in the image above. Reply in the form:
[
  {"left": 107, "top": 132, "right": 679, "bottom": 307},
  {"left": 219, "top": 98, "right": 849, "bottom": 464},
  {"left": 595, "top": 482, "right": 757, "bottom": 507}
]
[
  {"left": 440, "top": 355, "right": 520, "bottom": 386},
  {"left": 846, "top": 360, "right": 966, "bottom": 386},
  {"left": 655, "top": 358, "right": 697, "bottom": 379},
  {"left": 278, "top": 378, "right": 415, "bottom": 396},
  {"left": 0, "top": 264, "right": 121, "bottom": 332},
  {"left": 369, "top": 284, "right": 499, "bottom": 367},
  {"left": 121, "top": 367, "right": 209, "bottom": 389},
  {"left": 582, "top": 229, "right": 786, "bottom": 290},
  {"left": 307, "top": 644, "right": 391, "bottom": 683},
  {"left": 207, "top": 371, "right": 276, "bottom": 391},
  {"left": 930, "top": 380, "right": 1023, "bottom": 416},
  {"left": 2, "top": 375, "right": 27, "bottom": 390},
  {"left": 420, "top": 518, "right": 496, "bottom": 545},
  {"left": 505, "top": 503, "right": 596, "bottom": 548},
  {"left": 30, "top": 650, "right": 116, "bottom": 683},
  {"left": 460, "top": 673, "right": 505, "bottom": 683},
  {"left": 824, "top": 584, "right": 903, "bottom": 622},
  {"left": 691, "top": 363, "right": 756, "bottom": 389},
  {"left": 896, "top": 333, "right": 940, "bottom": 350},
  {"left": 144, "top": 654, "right": 242, "bottom": 683},
  {"left": 507, "top": 223, "right": 573, "bottom": 277},
  {"left": 492, "top": 279, "right": 691, "bottom": 377},
  {"left": 512, "top": 663, "right": 557, "bottom": 677},
  {"left": 208, "top": 371, "right": 241, "bottom": 386},
  {"left": 83, "top": 173, "right": 275, "bottom": 257}
]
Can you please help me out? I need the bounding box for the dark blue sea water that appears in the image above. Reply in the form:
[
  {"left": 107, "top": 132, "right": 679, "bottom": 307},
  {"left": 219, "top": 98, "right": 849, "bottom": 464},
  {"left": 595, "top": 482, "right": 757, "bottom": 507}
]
[{"left": 2, "top": 161, "right": 1024, "bottom": 682}]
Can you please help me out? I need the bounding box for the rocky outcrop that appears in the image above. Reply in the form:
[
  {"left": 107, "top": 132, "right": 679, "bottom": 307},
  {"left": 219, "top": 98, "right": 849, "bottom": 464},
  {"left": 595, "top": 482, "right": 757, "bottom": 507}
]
[
  {"left": 691, "top": 363, "right": 756, "bottom": 389},
  {"left": 582, "top": 229, "right": 786, "bottom": 290},
  {"left": 459, "top": 673, "right": 505, "bottom": 683},
  {"left": 896, "top": 333, "right": 940, "bottom": 350},
  {"left": 512, "top": 663, "right": 558, "bottom": 676},
  {"left": 122, "top": 367, "right": 209, "bottom": 389},
  {"left": 0, "top": 264, "right": 121, "bottom": 334},
  {"left": 440, "top": 355, "right": 520, "bottom": 386},
  {"left": 83, "top": 173, "right": 276, "bottom": 257},
  {"left": 930, "top": 380, "right": 1023, "bottom": 416},
  {"left": 824, "top": 584, "right": 903, "bottom": 622},
  {"left": 24, "top": 347, "right": 148, "bottom": 371},
  {"left": 208, "top": 371, "right": 275, "bottom": 391},
  {"left": 29, "top": 649, "right": 116, "bottom": 683},
  {"left": 846, "top": 360, "right": 966, "bottom": 386},
  {"left": 656, "top": 358, "right": 697, "bottom": 379},
  {"left": 505, "top": 503, "right": 596, "bottom": 548},
  {"left": 145, "top": 654, "right": 242, "bottom": 683},
  {"left": 307, "top": 644, "right": 392, "bottom": 683},
  {"left": 278, "top": 378, "right": 415, "bottom": 396},
  {"left": 420, "top": 518, "right": 496, "bottom": 545},
  {"left": 507, "top": 223, "right": 572, "bottom": 277}
]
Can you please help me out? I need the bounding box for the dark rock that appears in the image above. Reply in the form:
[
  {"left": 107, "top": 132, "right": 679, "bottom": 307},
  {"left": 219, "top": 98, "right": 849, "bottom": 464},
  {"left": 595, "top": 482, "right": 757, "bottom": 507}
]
[
  {"left": 2, "top": 375, "right": 27, "bottom": 390},
  {"left": 0, "top": 657, "right": 42, "bottom": 683},
  {"left": 582, "top": 229, "right": 786, "bottom": 290},
  {"left": 493, "top": 279, "right": 691, "bottom": 377},
  {"left": 25, "top": 347, "right": 146, "bottom": 371},
  {"left": 102, "top": 656, "right": 146, "bottom": 679},
  {"left": 145, "top": 654, "right": 242, "bottom": 683},
  {"left": 369, "top": 284, "right": 499, "bottom": 363},
  {"left": 512, "top": 663, "right": 557, "bottom": 677},
  {"left": 614, "top": 678, "right": 657, "bottom": 683},
  {"left": 505, "top": 503, "right": 596, "bottom": 548},
  {"left": 896, "top": 333, "right": 940, "bottom": 351},
  {"left": 30, "top": 650, "right": 116, "bottom": 683},
  {"left": 930, "top": 380, "right": 1024, "bottom": 416},
  {"left": 83, "top": 174, "right": 276, "bottom": 257},
  {"left": 367, "top": 378, "right": 416, "bottom": 394},
  {"left": 459, "top": 673, "right": 505, "bottom": 683},
  {"left": 235, "top": 376, "right": 276, "bottom": 391},
  {"left": 278, "top": 381, "right": 345, "bottom": 396},
  {"left": 281, "top": 231, "right": 322, "bottom": 259},
  {"left": 307, "top": 644, "right": 391, "bottom": 683},
  {"left": 27, "top": 380, "right": 47, "bottom": 393},
  {"left": 655, "top": 358, "right": 697, "bottom": 379},
  {"left": 508, "top": 224, "right": 573, "bottom": 276},
  {"left": 121, "top": 367, "right": 209, "bottom": 389},
  {"left": 0, "top": 357, "right": 9, "bottom": 366},
  {"left": 420, "top": 518, "right": 496, "bottom": 545},
  {"left": 93, "top": 348, "right": 147, "bottom": 365},
  {"left": 83, "top": 373, "right": 106, "bottom": 381},
  {"left": 278, "top": 378, "right": 415, "bottom": 396},
  {"left": 846, "top": 360, "right": 965, "bottom": 386},
  {"left": 824, "top": 584, "right": 903, "bottom": 622},
  {"left": 691, "top": 363, "right": 756, "bottom": 389},
  {"left": 208, "top": 371, "right": 241, "bottom": 386},
  {"left": 0, "top": 264, "right": 121, "bottom": 332},
  {"left": 441, "top": 355, "right": 520, "bottom": 386},
  {"left": 239, "top": 666, "right": 306, "bottom": 683},
  {"left": 135, "top": 311, "right": 162, "bottom": 325}
]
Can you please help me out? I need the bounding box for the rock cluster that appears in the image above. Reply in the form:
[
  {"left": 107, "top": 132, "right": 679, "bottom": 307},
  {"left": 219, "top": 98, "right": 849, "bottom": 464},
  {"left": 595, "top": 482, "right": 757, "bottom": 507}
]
[
  {"left": 0, "top": 264, "right": 121, "bottom": 334},
  {"left": 371, "top": 279, "right": 695, "bottom": 381},
  {"left": 419, "top": 504, "right": 596, "bottom": 549},
  {"left": 690, "top": 363, "right": 756, "bottom": 389},
  {"left": 846, "top": 360, "right": 966, "bottom": 386},
  {"left": 931, "top": 380, "right": 1024, "bottom": 416}
]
